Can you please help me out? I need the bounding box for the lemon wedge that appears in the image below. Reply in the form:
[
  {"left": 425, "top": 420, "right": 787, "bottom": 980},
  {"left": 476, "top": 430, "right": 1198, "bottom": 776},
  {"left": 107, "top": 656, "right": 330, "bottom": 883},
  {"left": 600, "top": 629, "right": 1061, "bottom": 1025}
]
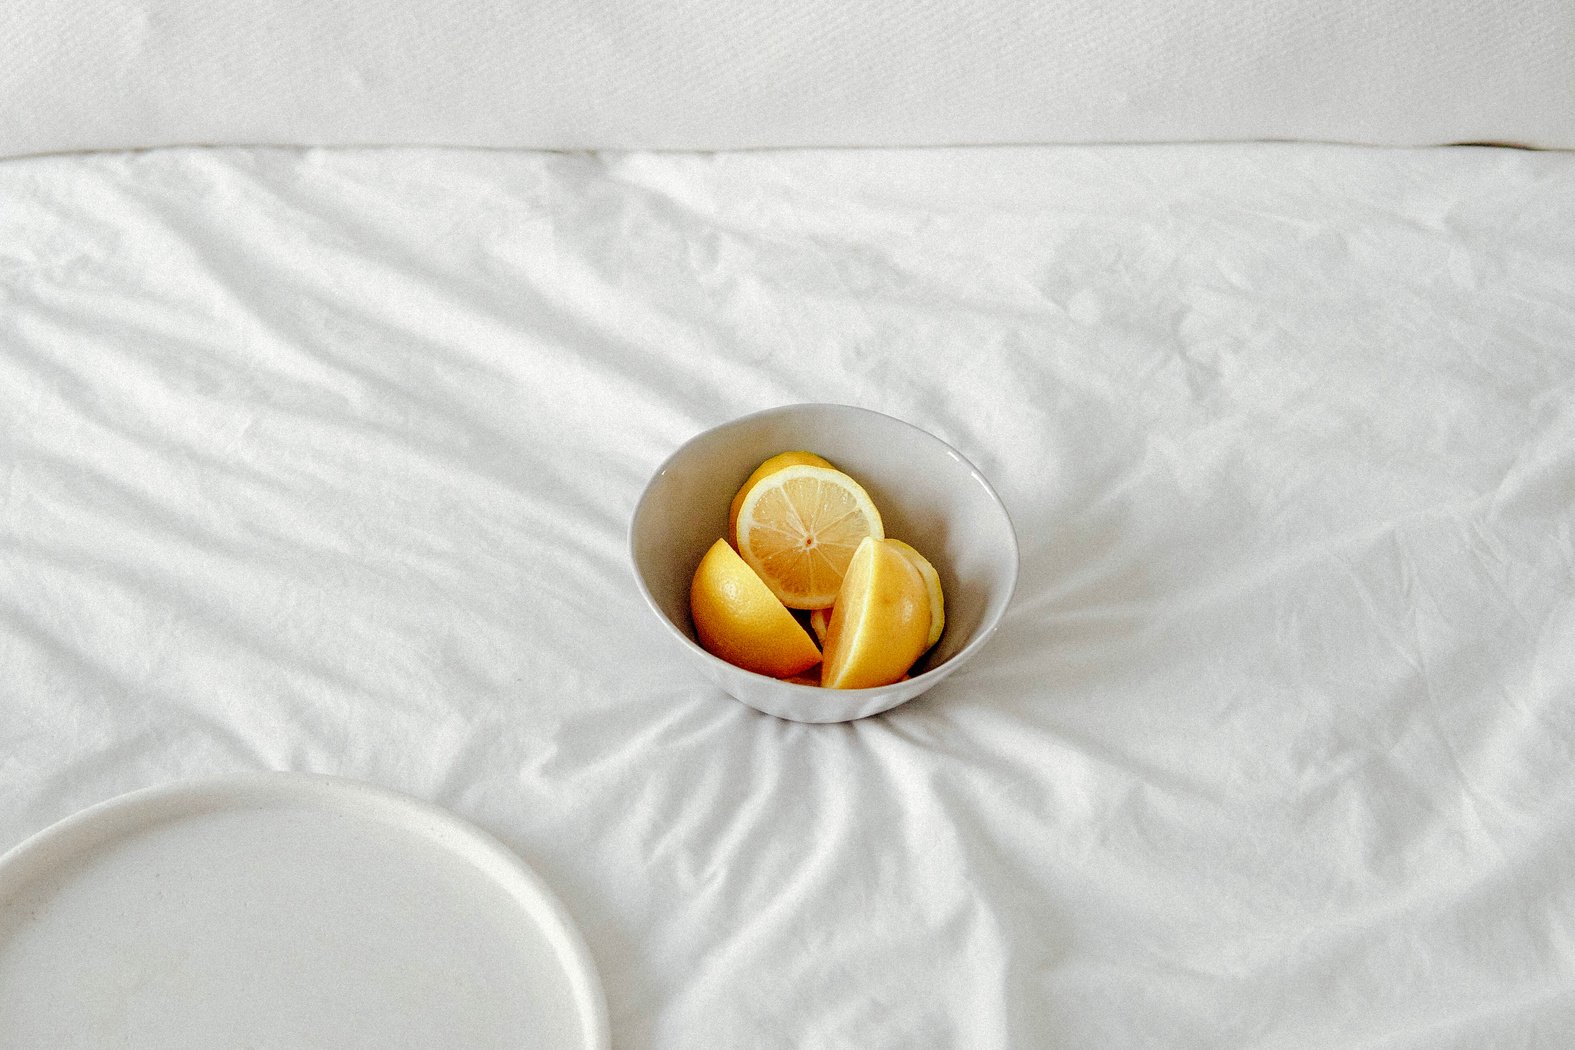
[
  {"left": 690, "top": 539, "right": 821, "bottom": 678},
  {"left": 820, "top": 536, "right": 930, "bottom": 689}
]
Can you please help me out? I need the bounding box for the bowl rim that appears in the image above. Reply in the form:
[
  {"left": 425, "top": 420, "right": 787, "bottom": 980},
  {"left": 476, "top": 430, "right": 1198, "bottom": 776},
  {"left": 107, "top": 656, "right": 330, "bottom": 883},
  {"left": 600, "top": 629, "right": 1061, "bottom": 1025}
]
[{"left": 628, "top": 402, "right": 1020, "bottom": 701}]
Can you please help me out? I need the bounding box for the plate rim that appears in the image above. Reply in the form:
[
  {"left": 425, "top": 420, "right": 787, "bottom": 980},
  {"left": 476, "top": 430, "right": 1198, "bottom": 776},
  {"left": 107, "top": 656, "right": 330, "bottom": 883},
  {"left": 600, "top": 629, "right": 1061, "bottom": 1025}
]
[{"left": 0, "top": 771, "right": 610, "bottom": 1050}]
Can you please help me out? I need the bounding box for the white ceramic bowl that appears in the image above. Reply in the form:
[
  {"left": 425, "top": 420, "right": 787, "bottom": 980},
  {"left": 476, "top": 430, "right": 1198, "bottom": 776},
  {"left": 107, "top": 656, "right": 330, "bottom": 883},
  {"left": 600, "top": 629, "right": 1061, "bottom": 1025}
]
[{"left": 630, "top": 404, "right": 1019, "bottom": 722}]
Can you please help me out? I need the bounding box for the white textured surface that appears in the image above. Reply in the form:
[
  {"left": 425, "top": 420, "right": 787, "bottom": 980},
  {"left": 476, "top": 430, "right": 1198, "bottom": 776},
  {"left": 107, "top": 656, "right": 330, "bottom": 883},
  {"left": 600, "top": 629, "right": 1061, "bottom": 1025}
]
[
  {"left": 2, "top": 143, "right": 1575, "bottom": 1047},
  {"left": 0, "top": 776, "right": 603, "bottom": 1049},
  {"left": 2, "top": 0, "right": 1574, "bottom": 156}
]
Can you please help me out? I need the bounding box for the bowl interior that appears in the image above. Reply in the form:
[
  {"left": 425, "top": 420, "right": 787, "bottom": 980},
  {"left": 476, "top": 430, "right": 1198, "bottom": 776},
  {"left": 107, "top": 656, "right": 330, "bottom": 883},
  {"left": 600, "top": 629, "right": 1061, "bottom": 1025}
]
[{"left": 631, "top": 404, "right": 1017, "bottom": 691}]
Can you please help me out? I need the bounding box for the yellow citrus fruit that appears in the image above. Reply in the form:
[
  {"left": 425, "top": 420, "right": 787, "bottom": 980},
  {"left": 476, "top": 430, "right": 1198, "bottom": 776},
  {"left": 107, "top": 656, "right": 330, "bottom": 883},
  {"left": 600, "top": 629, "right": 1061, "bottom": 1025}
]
[
  {"left": 735, "top": 464, "right": 884, "bottom": 609},
  {"left": 690, "top": 538, "right": 821, "bottom": 678},
  {"left": 728, "top": 451, "right": 835, "bottom": 548},
  {"left": 886, "top": 539, "right": 944, "bottom": 650},
  {"left": 820, "top": 536, "right": 931, "bottom": 689},
  {"left": 808, "top": 606, "right": 832, "bottom": 645}
]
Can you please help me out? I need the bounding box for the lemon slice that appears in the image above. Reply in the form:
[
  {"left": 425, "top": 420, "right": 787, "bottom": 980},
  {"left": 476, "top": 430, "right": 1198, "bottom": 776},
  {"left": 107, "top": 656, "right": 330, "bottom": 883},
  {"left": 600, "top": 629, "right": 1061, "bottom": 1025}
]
[
  {"left": 820, "top": 536, "right": 931, "bottom": 689},
  {"left": 728, "top": 451, "right": 835, "bottom": 548},
  {"left": 735, "top": 464, "right": 884, "bottom": 610},
  {"left": 886, "top": 539, "right": 944, "bottom": 650},
  {"left": 690, "top": 539, "right": 821, "bottom": 678}
]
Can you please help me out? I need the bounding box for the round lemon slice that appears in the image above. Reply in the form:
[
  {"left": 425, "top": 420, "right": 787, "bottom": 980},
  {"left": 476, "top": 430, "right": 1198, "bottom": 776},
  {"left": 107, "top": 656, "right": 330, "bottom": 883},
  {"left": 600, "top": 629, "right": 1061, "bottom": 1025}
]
[
  {"left": 728, "top": 451, "right": 835, "bottom": 549},
  {"left": 734, "top": 464, "right": 884, "bottom": 610}
]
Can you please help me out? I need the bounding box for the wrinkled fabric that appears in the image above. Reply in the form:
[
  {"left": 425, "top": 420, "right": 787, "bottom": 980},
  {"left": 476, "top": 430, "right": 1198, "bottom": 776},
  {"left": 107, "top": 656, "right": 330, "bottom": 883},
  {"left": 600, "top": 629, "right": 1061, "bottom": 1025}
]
[
  {"left": 3, "top": 0, "right": 1574, "bottom": 156},
  {"left": 2, "top": 143, "right": 1574, "bottom": 1048}
]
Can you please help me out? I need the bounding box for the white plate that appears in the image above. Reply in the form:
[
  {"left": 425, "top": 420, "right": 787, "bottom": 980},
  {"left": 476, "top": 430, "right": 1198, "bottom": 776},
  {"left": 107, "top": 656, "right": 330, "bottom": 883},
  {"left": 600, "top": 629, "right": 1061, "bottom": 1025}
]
[{"left": 0, "top": 773, "right": 609, "bottom": 1049}]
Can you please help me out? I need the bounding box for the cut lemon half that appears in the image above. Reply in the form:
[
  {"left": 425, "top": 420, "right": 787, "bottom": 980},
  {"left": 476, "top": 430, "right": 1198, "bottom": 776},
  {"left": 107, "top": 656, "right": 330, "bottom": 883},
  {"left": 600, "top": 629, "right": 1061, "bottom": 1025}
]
[
  {"left": 690, "top": 538, "right": 821, "bottom": 678},
  {"left": 886, "top": 539, "right": 944, "bottom": 650},
  {"left": 735, "top": 464, "right": 884, "bottom": 610},
  {"left": 820, "top": 536, "right": 931, "bottom": 689},
  {"left": 728, "top": 451, "right": 835, "bottom": 548}
]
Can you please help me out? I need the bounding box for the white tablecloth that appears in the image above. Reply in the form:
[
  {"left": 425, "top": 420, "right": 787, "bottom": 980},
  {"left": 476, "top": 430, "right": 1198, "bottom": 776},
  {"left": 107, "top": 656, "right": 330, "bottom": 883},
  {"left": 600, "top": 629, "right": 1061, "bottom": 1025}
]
[
  {"left": 3, "top": 142, "right": 1574, "bottom": 1047},
  {"left": 4, "top": 0, "right": 1573, "bottom": 155}
]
